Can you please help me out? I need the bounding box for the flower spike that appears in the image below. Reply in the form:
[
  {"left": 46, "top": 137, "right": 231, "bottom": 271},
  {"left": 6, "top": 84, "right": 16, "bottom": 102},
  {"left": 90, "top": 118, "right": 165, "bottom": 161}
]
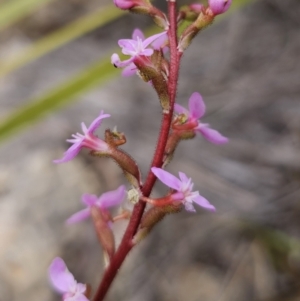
[
  {"left": 151, "top": 167, "right": 215, "bottom": 212},
  {"left": 53, "top": 111, "right": 110, "bottom": 163},
  {"left": 49, "top": 257, "right": 89, "bottom": 301}
]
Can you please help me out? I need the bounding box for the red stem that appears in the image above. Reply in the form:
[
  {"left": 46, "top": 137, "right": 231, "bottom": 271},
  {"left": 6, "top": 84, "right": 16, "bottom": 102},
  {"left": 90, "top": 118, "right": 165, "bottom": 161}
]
[{"left": 93, "top": 2, "right": 180, "bottom": 300}]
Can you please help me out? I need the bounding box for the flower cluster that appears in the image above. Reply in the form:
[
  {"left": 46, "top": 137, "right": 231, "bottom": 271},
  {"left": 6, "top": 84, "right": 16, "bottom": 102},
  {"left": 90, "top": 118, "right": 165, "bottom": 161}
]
[{"left": 50, "top": 0, "right": 232, "bottom": 300}]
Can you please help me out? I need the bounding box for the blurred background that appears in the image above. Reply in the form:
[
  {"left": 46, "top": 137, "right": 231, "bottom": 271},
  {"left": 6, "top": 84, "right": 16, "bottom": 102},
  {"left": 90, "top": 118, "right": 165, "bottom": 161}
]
[{"left": 0, "top": 0, "right": 300, "bottom": 300}]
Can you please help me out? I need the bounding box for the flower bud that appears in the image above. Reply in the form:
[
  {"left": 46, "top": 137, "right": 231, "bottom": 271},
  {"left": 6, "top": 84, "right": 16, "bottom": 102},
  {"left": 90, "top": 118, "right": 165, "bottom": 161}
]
[
  {"left": 91, "top": 206, "right": 115, "bottom": 264},
  {"left": 208, "top": 0, "right": 232, "bottom": 15}
]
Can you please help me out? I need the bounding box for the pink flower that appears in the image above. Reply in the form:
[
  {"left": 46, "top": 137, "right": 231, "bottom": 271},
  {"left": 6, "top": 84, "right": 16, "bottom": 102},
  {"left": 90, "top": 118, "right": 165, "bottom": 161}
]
[
  {"left": 175, "top": 92, "right": 228, "bottom": 144},
  {"left": 121, "top": 29, "right": 168, "bottom": 77},
  {"left": 67, "top": 185, "right": 126, "bottom": 224},
  {"left": 208, "top": 0, "right": 232, "bottom": 15},
  {"left": 54, "top": 111, "right": 110, "bottom": 163},
  {"left": 49, "top": 257, "right": 89, "bottom": 301},
  {"left": 111, "top": 31, "right": 167, "bottom": 70},
  {"left": 151, "top": 167, "right": 215, "bottom": 212}
]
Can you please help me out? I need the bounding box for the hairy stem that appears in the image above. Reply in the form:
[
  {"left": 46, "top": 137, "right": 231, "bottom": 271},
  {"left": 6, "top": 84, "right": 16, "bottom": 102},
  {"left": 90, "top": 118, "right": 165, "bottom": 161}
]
[{"left": 93, "top": 2, "right": 180, "bottom": 300}]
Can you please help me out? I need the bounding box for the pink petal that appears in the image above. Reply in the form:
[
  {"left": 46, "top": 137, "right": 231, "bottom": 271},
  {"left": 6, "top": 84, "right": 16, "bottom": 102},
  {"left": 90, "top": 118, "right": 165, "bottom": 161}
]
[
  {"left": 184, "top": 202, "right": 196, "bottom": 212},
  {"left": 140, "top": 48, "right": 154, "bottom": 57},
  {"left": 98, "top": 185, "right": 126, "bottom": 209},
  {"left": 174, "top": 103, "right": 189, "bottom": 116},
  {"left": 66, "top": 208, "right": 91, "bottom": 224},
  {"left": 151, "top": 167, "right": 181, "bottom": 191},
  {"left": 208, "top": 0, "right": 232, "bottom": 15},
  {"left": 142, "top": 32, "right": 167, "bottom": 48},
  {"left": 178, "top": 172, "right": 189, "bottom": 183},
  {"left": 151, "top": 33, "right": 168, "bottom": 50},
  {"left": 111, "top": 53, "right": 134, "bottom": 68},
  {"left": 68, "top": 294, "right": 90, "bottom": 301},
  {"left": 198, "top": 125, "right": 228, "bottom": 144},
  {"left": 49, "top": 258, "right": 76, "bottom": 293},
  {"left": 81, "top": 194, "right": 98, "bottom": 206},
  {"left": 122, "top": 64, "right": 137, "bottom": 77},
  {"left": 193, "top": 195, "right": 216, "bottom": 211},
  {"left": 132, "top": 29, "right": 145, "bottom": 40},
  {"left": 118, "top": 39, "right": 137, "bottom": 52},
  {"left": 53, "top": 143, "right": 81, "bottom": 164},
  {"left": 188, "top": 92, "right": 206, "bottom": 119},
  {"left": 88, "top": 111, "right": 110, "bottom": 134}
]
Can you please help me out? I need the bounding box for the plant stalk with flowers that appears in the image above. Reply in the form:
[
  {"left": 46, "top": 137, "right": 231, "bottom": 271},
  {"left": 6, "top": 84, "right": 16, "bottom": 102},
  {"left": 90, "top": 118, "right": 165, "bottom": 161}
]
[{"left": 49, "top": 0, "right": 232, "bottom": 300}]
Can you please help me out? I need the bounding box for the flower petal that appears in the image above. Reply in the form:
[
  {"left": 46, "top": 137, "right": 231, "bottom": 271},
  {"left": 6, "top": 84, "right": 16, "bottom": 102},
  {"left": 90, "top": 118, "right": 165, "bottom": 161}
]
[
  {"left": 53, "top": 143, "right": 81, "bottom": 164},
  {"left": 198, "top": 125, "right": 228, "bottom": 144},
  {"left": 132, "top": 28, "right": 145, "bottom": 40},
  {"left": 81, "top": 194, "right": 98, "bottom": 206},
  {"left": 111, "top": 53, "right": 134, "bottom": 68},
  {"left": 88, "top": 111, "right": 110, "bottom": 134},
  {"left": 66, "top": 208, "right": 91, "bottom": 224},
  {"left": 178, "top": 172, "right": 189, "bottom": 183},
  {"left": 49, "top": 257, "right": 76, "bottom": 293},
  {"left": 142, "top": 31, "right": 167, "bottom": 48},
  {"left": 174, "top": 103, "right": 189, "bottom": 116},
  {"left": 122, "top": 64, "right": 137, "bottom": 77},
  {"left": 118, "top": 39, "right": 137, "bottom": 52},
  {"left": 193, "top": 195, "right": 216, "bottom": 211},
  {"left": 184, "top": 202, "right": 196, "bottom": 212},
  {"left": 151, "top": 167, "right": 181, "bottom": 191},
  {"left": 188, "top": 92, "right": 206, "bottom": 119},
  {"left": 98, "top": 185, "right": 126, "bottom": 209},
  {"left": 151, "top": 33, "right": 168, "bottom": 50},
  {"left": 67, "top": 294, "right": 90, "bottom": 301}
]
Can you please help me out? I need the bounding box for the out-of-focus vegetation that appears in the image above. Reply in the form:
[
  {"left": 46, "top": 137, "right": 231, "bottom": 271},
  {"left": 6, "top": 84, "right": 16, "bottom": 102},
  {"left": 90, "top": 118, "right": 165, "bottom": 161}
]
[{"left": 0, "top": 0, "right": 251, "bottom": 142}]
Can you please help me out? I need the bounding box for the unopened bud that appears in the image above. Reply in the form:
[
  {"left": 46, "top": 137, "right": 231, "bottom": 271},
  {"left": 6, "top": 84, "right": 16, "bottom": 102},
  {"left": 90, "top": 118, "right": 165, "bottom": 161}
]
[
  {"left": 91, "top": 206, "right": 115, "bottom": 263},
  {"left": 208, "top": 0, "right": 232, "bottom": 15}
]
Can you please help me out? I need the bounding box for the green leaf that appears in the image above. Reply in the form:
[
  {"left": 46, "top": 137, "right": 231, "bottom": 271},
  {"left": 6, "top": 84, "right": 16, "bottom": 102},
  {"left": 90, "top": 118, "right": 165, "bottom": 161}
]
[
  {"left": 0, "top": 5, "right": 125, "bottom": 78},
  {"left": 0, "top": 57, "right": 119, "bottom": 142},
  {"left": 0, "top": 0, "right": 54, "bottom": 31}
]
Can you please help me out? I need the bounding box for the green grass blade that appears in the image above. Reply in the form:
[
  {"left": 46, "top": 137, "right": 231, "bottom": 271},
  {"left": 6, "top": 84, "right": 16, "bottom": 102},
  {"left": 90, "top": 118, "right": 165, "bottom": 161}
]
[
  {"left": 0, "top": 57, "right": 119, "bottom": 142},
  {"left": 0, "top": 5, "right": 125, "bottom": 78},
  {"left": 0, "top": 0, "right": 55, "bottom": 30}
]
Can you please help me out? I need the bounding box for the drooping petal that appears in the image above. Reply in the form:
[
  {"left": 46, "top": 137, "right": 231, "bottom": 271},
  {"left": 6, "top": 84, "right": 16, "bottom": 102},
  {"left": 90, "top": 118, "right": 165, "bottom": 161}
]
[
  {"left": 184, "top": 202, "right": 196, "bottom": 212},
  {"left": 66, "top": 208, "right": 91, "bottom": 224},
  {"left": 132, "top": 28, "right": 145, "bottom": 40},
  {"left": 151, "top": 167, "right": 181, "bottom": 191},
  {"left": 193, "top": 195, "right": 216, "bottom": 211},
  {"left": 188, "top": 92, "right": 206, "bottom": 119},
  {"left": 49, "top": 258, "right": 76, "bottom": 293},
  {"left": 122, "top": 63, "right": 137, "bottom": 77},
  {"left": 98, "top": 185, "right": 126, "bottom": 209},
  {"left": 111, "top": 53, "right": 134, "bottom": 68},
  {"left": 53, "top": 143, "right": 81, "bottom": 164},
  {"left": 151, "top": 33, "right": 168, "bottom": 50},
  {"left": 81, "top": 194, "right": 98, "bottom": 206},
  {"left": 197, "top": 125, "right": 228, "bottom": 144},
  {"left": 142, "top": 31, "right": 168, "bottom": 48},
  {"left": 88, "top": 111, "right": 110, "bottom": 134},
  {"left": 113, "top": 0, "right": 134, "bottom": 9},
  {"left": 174, "top": 103, "right": 189, "bottom": 116}
]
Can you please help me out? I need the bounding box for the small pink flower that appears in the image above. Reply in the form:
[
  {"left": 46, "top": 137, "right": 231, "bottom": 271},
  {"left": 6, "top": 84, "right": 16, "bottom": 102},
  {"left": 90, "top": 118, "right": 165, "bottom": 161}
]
[
  {"left": 151, "top": 167, "right": 215, "bottom": 212},
  {"left": 175, "top": 92, "right": 228, "bottom": 144},
  {"left": 67, "top": 185, "right": 126, "bottom": 224},
  {"left": 49, "top": 257, "right": 89, "bottom": 301},
  {"left": 122, "top": 29, "right": 168, "bottom": 77},
  {"left": 54, "top": 111, "right": 110, "bottom": 163},
  {"left": 111, "top": 31, "right": 167, "bottom": 70},
  {"left": 208, "top": 0, "right": 232, "bottom": 15}
]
